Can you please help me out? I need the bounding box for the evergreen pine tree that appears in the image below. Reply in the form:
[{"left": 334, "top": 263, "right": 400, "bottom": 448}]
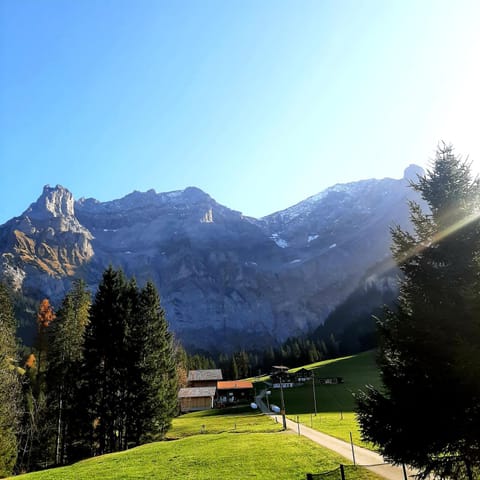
[
  {"left": 356, "top": 144, "right": 480, "bottom": 479},
  {"left": 231, "top": 355, "right": 239, "bottom": 380},
  {"left": 0, "top": 284, "right": 22, "bottom": 477},
  {"left": 263, "top": 346, "right": 275, "bottom": 370},
  {"left": 46, "top": 279, "right": 90, "bottom": 465},
  {"left": 235, "top": 350, "right": 250, "bottom": 378},
  {"left": 134, "top": 281, "right": 178, "bottom": 443},
  {"left": 117, "top": 277, "right": 139, "bottom": 450},
  {"left": 83, "top": 266, "right": 129, "bottom": 455}
]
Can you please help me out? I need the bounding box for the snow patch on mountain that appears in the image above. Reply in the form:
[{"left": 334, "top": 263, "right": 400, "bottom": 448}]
[
  {"left": 270, "top": 233, "right": 288, "bottom": 248},
  {"left": 263, "top": 178, "right": 391, "bottom": 227}
]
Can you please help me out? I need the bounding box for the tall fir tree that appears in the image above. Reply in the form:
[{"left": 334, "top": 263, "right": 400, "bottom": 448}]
[
  {"left": 117, "top": 276, "right": 141, "bottom": 450},
  {"left": 133, "top": 281, "right": 178, "bottom": 443},
  {"left": 0, "top": 283, "right": 22, "bottom": 477},
  {"left": 83, "top": 266, "right": 129, "bottom": 455},
  {"left": 356, "top": 144, "right": 480, "bottom": 479},
  {"left": 46, "top": 279, "right": 91, "bottom": 465}
]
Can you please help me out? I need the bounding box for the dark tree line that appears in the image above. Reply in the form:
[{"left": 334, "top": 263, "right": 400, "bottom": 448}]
[
  {"left": 194, "top": 281, "right": 395, "bottom": 380},
  {"left": 312, "top": 279, "right": 397, "bottom": 355},
  {"left": 0, "top": 267, "right": 179, "bottom": 476},
  {"left": 198, "top": 334, "right": 345, "bottom": 381},
  {"left": 0, "top": 284, "right": 22, "bottom": 477},
  {"left": 192, "top": 306, "right": 384, "bottom": 381}
]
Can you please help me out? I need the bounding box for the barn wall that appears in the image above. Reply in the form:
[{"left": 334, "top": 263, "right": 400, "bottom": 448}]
[{"left": 180, "top": 396, "right": 213, "bottom": 413}]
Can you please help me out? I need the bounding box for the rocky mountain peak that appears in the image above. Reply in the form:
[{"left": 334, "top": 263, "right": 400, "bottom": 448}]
[
  {"left": 182, "top": 186, "right": 211, "bottom": 203},
  {"left": 0, "top": 184, "right": 94, "bottom": 285},
  {"left": 25, "top": 184, "right": 75, "bottom": 220}
]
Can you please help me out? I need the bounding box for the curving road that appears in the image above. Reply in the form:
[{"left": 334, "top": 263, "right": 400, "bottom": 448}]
[{"left": 255, "top": 391, "right": 419, "bottom": 480}]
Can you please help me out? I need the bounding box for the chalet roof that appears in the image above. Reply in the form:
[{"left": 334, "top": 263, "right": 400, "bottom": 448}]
[
  {"left": 187, "top": 369, "right": 223, "bottom": 382},
  {"left": 217, "top": 380, "right": 254, "bottom": 390},
  {"left": 178, "top": 387, "right": 217, "bottom": 398}
]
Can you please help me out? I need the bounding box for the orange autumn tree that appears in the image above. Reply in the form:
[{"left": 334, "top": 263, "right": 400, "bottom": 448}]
[
  {"left": 35, "top": 299, "right": 56, "bottom": 383},
  {"left": 20, "top": 299, "right": 57, "bottom": 471},
  {"left": 25, "top": 353, "right": 36, "bottom": 369},
  {"left": 37, "top": 299, "right": 56, "bottom": 329}
]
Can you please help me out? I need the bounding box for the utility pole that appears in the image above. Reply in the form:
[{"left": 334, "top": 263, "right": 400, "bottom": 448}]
[
  {"left": 279, "top": 377, "right": 287, "bottom": 430},
  {"left": 273, "top": 365, "right": 289, "bottom": 430},
  {"left": 312, "top": 372, "right": 317, "bottom": 416}
]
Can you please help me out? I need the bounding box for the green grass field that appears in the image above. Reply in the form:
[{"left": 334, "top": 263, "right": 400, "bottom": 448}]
[
  {"left": 8, "top": 352, "right": 383, "bottom": 479},
  {"left": 8, "top": 406, "right": 384, "bottom": 480},
  {"left": 287, "top": 412, "right": 375, "bottom": 450},
  {"left": 264, "top": 350, "right": 381, "bottom": 448},
  {"left": 7, "top": 433, "right": 381, "bottom": 480},
  {"left": 166, "top": 405, "right": 283, "bottom": 438}
]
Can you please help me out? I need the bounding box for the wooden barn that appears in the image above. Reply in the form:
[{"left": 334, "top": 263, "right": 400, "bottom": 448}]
[
  {"left": 178, "top": 387, "right": 217, "bottom": 413},
  {"left": 178, "top": 369, "right": 224, "bottom": 413}
]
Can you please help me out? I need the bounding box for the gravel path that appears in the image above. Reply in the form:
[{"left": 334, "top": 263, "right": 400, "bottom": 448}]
[{"left": 255, "top": 391, "right": 419, "bottom": 480}]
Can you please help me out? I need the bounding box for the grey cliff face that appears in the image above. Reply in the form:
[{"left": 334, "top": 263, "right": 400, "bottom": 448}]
[
  {"left": 0, "top": 168, "right": 424, "bottom": 351},
  {"left": 0, "top": 185, "right": 93, "bottom": 297},
  {"left": 28, "top": 184, "right": 75, "bottom": 219}
]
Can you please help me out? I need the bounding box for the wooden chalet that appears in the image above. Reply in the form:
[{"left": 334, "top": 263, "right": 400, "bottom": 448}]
[
  {"left": 217, "top": 380, "right": 254, "bottom": 406},
  {"left": 293, "top": 368, "right": 311, "bottom": 382},
  {"left": 270, "top": 371, "right": 295, "bottom": 388}
]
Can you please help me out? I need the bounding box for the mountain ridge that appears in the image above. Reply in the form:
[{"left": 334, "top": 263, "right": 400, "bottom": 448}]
[{"left": 0, "top": 165, "right": 424, "bottom": 351}]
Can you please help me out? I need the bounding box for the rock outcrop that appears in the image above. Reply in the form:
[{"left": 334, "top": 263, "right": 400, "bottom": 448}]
[{"left": 0, "top": 185, "right": 93, "bottom": 297}]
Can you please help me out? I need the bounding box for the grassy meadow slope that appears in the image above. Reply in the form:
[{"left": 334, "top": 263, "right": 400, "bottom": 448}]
[
  {"left": 8, "top": 407, "right": 383, "bottom": 480},
  {"left": 265, "top": 350, "right": 381, "bottom": 448}
]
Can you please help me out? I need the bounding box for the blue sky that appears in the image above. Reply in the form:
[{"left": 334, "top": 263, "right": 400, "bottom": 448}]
[{"left": 1, "top": 0, "right": 479, "bottom": 224}]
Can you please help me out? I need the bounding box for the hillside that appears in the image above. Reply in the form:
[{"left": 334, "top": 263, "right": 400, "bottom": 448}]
[
  {"left": 265, "top": 350, "right": 381, "bottom": 448},
  {"left": 7, "top": 409, "right": 382, "bottom": 480},
  {"left": 265, "top": 350, "right": 380, "bottom": 413}
]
